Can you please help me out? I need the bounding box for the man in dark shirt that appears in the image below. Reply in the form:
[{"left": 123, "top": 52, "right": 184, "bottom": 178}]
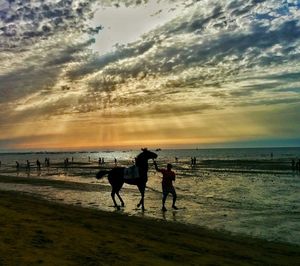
[{"left": 154, "top": 160, "right": 178, "bottom": 211}]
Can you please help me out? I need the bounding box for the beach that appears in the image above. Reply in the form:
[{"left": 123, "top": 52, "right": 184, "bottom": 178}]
[{"left": 0, "top": 190, "right": 299, "bottom": 265}]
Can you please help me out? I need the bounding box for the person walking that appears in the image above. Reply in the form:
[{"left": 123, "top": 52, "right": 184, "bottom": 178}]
[
  {"left": 26, "top": 160, "right": 30, "bottom": 171},
  {"left": 153, "top": 160, "right": 178, "bottom": 211},
  {"left": 36, "top": 159, "right": 41, "bottom": 170}
]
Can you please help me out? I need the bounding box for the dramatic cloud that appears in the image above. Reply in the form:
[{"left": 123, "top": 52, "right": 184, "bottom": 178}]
[{"left": 0, "top": 0, "right": 300, "bottom": 149}]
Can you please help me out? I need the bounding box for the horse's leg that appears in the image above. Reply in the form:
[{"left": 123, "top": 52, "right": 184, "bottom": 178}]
[
  {"left": 116, "top": 191, "right": 125, "bottom": 207},
  {"left": 137, "top": 198, "right": 142, "bottom": 208},
  {"left": 137, "top": 184, "right": 145, "bottom": 211},
  {"left": 136, "top": 184, "right": 143, "bottom": 208},
  {"left": 111, "top": 188, "right": 120, "bottom": 210},
  {"left": 115, "top": 180, "right": 124, "bottom": 207}
]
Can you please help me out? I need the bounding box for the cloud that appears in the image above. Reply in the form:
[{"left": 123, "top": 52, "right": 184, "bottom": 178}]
[
  {"left": 2, "top": 0, "right": 300, "bottom": 110},
  {"left": 1, "top": 0, "right": 300, "bottom": 149},
  {"left": 13, "top": 1, "right": 300, "bottom": 116},
  {"left": 69, "top": 0, "right": 300, "bottom": 93},
  {"left": 0, "top": 0, "right": 104, "bottom": 117},
  {"left": 0, "top": 0, "right": 99, "bottom": 50}
]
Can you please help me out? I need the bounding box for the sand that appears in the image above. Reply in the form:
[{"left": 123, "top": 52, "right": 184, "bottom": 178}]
[{"left": 0, "top": 191, "right": 299, "bottom": 265}]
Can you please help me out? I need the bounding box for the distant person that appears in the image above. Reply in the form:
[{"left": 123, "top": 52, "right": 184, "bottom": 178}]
[
  {"left": 26, "top": 160, "right": 30, "bottom": 171},
  {"left": 45, "top": 158, "right": 50, "bottom": 167},
  {"left": 88, "top": 156, "right": 91, "bottom": 162},
  {"left": 102, "top": 157, "right": 105, "bottom": 164},
  {"left": 175, "top": 157, "right": 178, "bottom": 163},
  {"left": 191, "top": 157, "right": 196, "bottom": 166},
  {"left": 153, "top": 160, "right": 178, "bottom": 212},
  {"left": 16, "top": 161, "right": 20, "bottom": 170},
  {"left": 36, "top": 160, "right": 41, "bottom": 170},
  {"left": 98, "top": 158, "right": 101, "bottom": 165},
  {"left": 292, "top": 159, "right": 295, "bottom": 171},
  {"left": 296, "top": 160, "right": 299, "bottom": 172},
  {"left": 114, "top": 158, "right": 117, "bottom": 165},
  {"left": 64, "top": 158, "right": 69, "bottom": 168}
]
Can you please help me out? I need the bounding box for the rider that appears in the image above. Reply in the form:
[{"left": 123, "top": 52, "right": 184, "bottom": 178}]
[{"left": 153, "top": 160, "right": 178, "bottom": 211}]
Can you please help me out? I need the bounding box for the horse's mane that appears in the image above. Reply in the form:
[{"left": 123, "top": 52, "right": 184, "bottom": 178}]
[{"left": 135, "top": 149, "right": 152, "bottom": 175}]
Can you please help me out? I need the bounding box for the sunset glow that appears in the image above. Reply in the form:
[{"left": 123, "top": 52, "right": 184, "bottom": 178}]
[{"left": 1, "top": 0, "right": 300, "bottom": 150}]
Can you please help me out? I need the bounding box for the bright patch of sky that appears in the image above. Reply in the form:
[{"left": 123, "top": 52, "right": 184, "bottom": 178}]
[{"left": 90, "top": 0, "right": 183, "bottom": 55}]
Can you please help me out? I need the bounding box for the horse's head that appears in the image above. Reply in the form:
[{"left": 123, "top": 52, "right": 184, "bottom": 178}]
[
  {"left": 135, "top": 148, "right": 157, "bottom": 168},
  {"left": 135, "top": 148, "right": 157, "bottom": 178},
  {"left": 140, "top": 148, "right": 158, "bottom": 160}
]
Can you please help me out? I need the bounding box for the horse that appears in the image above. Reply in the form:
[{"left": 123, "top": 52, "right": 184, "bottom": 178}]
[{"left": 96, "top": 148, "right": 158, "bottom": 211}]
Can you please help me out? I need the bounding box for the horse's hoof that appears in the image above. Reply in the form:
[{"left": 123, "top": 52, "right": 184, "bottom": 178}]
[
  {"left": 121, "top": 203, "right": 125, "bottom": 207},
  {"left": 142, "top": 207, "right": 145, "bottom": 212},
  {"left": 137, "top": 203, "right": 141, "bottom": 208},
  {"left": 115, "top": 205, "right": 120, "bottom": 210}
]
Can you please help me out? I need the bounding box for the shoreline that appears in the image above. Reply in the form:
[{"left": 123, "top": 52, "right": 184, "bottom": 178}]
[
  {"left": 0, "top": 172, "right": 300, "bottom": 247},
  {"left": 0, "top": 190, "right": 299, "bottom": 265}
]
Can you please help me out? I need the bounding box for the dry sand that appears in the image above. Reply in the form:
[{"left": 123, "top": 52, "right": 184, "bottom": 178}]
[{"left": 0, "top": 191, "right": 299, "bottom": 265}]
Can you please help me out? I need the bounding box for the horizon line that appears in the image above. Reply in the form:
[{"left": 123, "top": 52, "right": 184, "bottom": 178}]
[{"left": 1, "top": 145, "right": 300, "bottom": 154}]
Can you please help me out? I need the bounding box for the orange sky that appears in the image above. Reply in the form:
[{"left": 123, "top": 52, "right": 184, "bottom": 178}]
[{"left": 0, "top": 1, "right": 300, "bottom": 150}]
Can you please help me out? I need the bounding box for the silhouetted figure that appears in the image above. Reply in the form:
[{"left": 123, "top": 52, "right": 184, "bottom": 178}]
[
  {"left": 98, "top": 158, "right": 101, "bottom": 165},
  {"left": 64, "top": 158, "right": 69, "bottom": 168},
  {"left": 36, "top": 160, "right": 41, "bottom": 170},
  {"left": 16, "top": 161, "right": 20, "bottom": 170},
  {"left": 26, "top": 160, "right": 30, "bottom": 171},
  {"left": 88, "top": 156, "right": 90, "bottom": 162},
  {"left": 292, "top": 159, "right": 295, "bottom": 171},
  {"left": 296, "top": 160, "right": 299, "bottom": 172},
  {"left": 175, "top": 157, "right": 178, "bottom": 163},
  {"left": 45, "top": 158, "right": 50, "bottom": 167},
  {"left": 191, "top": 157, "right": 197, "bottom": 166},
  {"left": 114, "top": 158, "right": 117, "bottom": 165},
  {"left": 102, "top": 157, "right": 105, "bottom": 164},
  {"left": 96, "top": 148, "right": 157, "bottom": 211},
  {"left": 153, "top": 160, "right": 178, "bottom": 212}
]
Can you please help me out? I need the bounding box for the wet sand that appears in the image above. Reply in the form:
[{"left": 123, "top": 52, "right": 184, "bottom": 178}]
[{"left": 0, "top": 191, "right": 299, "bottom": 265}]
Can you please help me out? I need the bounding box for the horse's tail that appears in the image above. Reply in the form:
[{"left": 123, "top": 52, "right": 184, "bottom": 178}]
[{"left": 96, "top": 170, "right": 110, "bottom": 180}]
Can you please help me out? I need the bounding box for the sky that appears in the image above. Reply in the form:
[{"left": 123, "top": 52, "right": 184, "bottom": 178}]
[{"left": 0, "top": 0, "right": 300, "bottom": 151}]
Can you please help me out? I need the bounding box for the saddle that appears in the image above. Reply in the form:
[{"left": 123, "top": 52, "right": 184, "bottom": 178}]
[{"left": 124, "top": 165, "right": 140, "bottom": 179}]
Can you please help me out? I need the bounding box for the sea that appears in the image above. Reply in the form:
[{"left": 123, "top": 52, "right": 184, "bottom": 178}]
[{"left": 0, "top": 147, "right": 299, "bottom": 246}]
